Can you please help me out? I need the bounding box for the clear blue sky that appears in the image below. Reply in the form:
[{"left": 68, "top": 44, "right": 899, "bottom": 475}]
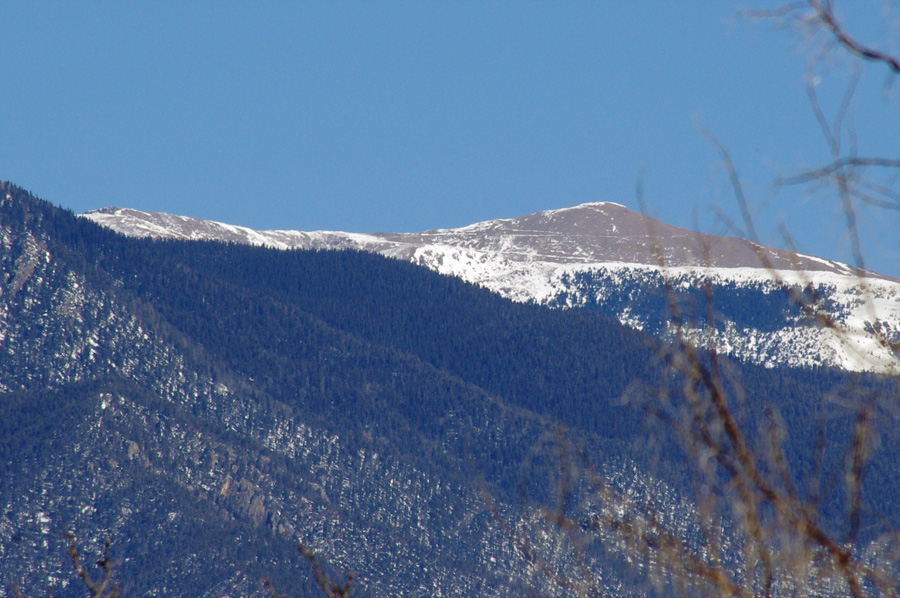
[{"left": 3, "top": 2, "right": 898, "bottom": 274}]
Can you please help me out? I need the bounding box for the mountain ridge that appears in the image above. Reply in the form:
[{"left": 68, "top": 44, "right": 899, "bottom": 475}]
[
  {"left": 85, "top": 202, "right": 873, "bottom": 276},
  {"left": 84, "top": 202, "right": 900, "bottom": 374}
]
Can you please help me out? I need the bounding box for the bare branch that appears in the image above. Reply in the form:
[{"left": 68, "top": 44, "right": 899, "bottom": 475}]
[
  {"left": 299, "top": 544, "right": 355, "bottom": 598},
  {"left": 831, "top": 68, "right": 861, "bottom": 154},
  {"left": 811, "top": 0, "right": 900, "bottom": 73},
  {"left": 263, "top": 578, "right": 289, "bottom": 598},
  {"left": 740, "top": 3, "right": 808, "bottom": 21},
  {"left": 506, "top": 3, "right": 900, "bottom": 597},
  {"left": 64, "top": 530, "right": 119, "bottom": 598},
  {"left": 777, "top": 157, "right": 900, "bottom": 187},
  {"left": 702, "top": 128, "right": 762, "bottom": 246},
  {"left": 851, "top": 177, "right": 900, "bottom": 210},
  {"left": 747, "top": 2, "right": 900, "bottom": 73}
]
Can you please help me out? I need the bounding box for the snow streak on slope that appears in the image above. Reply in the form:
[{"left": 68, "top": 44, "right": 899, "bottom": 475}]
[{"left": 83, "top": 204, "right": 900, "bottom": 373}]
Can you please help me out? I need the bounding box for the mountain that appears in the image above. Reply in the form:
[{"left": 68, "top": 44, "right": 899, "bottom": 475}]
[
  {"left": 4, "top": 182, "right": 899, "bottom": 597},
  {"left": 83, "top": 201, "right": 859, "bottom": 271},
  {"left": 0, "top": 183, "right": 677, "bottom": 597},
  {"left": 85, "top": 203, "right": 900, "bottom": 373}
]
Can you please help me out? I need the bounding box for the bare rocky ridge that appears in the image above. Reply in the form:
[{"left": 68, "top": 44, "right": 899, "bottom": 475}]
[
  {"left": 380, "top": 202, "right": 864, "bottom": 275},
  {"left": 86, "top": 202, "right": 862, "bottom": 275}
]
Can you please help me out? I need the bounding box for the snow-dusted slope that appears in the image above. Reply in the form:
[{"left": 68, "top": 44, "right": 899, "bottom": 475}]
[{"left": 83, "top": 203, "right": 900, "bottom": 373}]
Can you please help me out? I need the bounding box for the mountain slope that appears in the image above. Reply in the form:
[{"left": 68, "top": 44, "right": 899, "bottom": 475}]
[
  {"left": 0, "top": 183, "right": 678, "bottom": 597},
  {"left": 5, "top": 182, "right": 900, "bottom": 597},
  {"left": 85, "top": 203, "right": 900, "bottom": 373}
]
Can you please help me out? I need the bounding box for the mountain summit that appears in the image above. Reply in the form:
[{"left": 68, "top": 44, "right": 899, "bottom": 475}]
[
  {"left": 84, "top": 202, "right": 900, "bottom": 372},
  {"left": 86, "top": 202, "right": 858, "bottom": 274}
]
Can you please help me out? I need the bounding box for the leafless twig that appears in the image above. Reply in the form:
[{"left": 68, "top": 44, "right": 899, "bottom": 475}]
[
  {"left": 265, "top": 544, "right": 355, "bottom": 598},
  {"left": 64, "top": 529, "right": 119, "bottom": 598}
]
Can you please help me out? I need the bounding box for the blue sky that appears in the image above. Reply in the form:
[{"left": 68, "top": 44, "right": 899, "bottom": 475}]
[{"left": 3, "top": 2, "right": 899, "bottom": 274}]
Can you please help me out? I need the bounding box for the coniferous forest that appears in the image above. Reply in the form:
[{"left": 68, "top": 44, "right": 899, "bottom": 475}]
[{"left": 2, "top": 181, "right": 899, "bottom": 597}]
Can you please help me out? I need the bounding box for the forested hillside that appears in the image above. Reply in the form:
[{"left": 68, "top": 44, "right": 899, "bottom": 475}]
[{"left": 2, "top": 182, "right": 898, "bottom": 597}]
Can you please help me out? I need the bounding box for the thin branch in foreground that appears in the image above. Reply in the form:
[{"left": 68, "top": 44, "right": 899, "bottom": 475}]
[
  {"left": 64, "top": 529, "right": 118, "bottom": 598},
  {"left": 811, "top": 0, "right": 900, "bottom": 74},
  {"left": 299, "top": 543, "right": 354, "bottom": 598},
  {"left": 777, "top": 157, "right": 900, "bottom": 187},
  {"left": 740, "top": 2, "right": 808, "bottom": 21},
  {"left": 746, "top": 2, "right": 900, "bottom": 74},
  {"left": 264, "top": 544, "right": 354, "bottom": 598}
]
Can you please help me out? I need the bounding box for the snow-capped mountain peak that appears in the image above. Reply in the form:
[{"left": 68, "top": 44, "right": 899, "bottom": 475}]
[{"left": 83, "top": 203, "right": 900, "bottom": 373}]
